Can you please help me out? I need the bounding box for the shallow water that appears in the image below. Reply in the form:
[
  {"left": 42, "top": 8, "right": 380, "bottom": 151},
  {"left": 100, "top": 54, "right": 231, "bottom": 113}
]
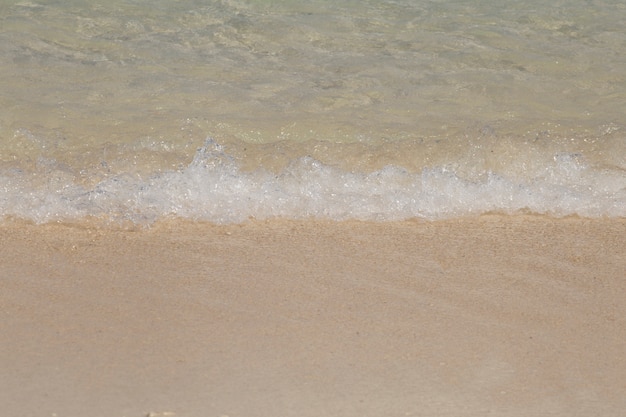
[{"left": 1, "top": 0, "right": 625, "bottom": 224}]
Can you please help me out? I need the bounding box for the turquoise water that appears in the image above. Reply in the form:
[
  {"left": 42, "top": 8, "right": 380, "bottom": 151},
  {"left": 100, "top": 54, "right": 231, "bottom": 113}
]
[{"left": 1, "top": 0, "right": 625, "bottom": 224}]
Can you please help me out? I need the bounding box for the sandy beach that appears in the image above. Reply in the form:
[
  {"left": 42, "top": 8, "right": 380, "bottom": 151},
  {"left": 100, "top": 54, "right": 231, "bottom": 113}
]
[{"left": 1, "top": 215, "right": 625, "bottom": 417}]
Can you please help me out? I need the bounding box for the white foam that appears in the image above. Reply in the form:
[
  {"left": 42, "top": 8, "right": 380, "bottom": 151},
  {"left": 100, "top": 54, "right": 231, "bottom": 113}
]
[{"left": 1, "top": 138, "right": 625, "bottom": 225}]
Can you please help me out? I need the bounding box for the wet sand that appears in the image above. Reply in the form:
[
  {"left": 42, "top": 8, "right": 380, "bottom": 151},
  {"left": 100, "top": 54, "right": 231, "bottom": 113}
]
[{"left": 1, "top": 216, "right": 625, "bottom": 417}]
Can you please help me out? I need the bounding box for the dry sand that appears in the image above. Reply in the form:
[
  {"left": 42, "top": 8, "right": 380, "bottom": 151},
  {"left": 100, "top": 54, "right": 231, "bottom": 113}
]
[{"left": 1, "top": 216, "right": 625, "bottom": 417}]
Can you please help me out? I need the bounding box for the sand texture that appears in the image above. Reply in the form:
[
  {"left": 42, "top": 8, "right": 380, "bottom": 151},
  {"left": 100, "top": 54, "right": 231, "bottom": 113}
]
[{"left": 1, "top": 216, "right": 625, "bottom": 417}]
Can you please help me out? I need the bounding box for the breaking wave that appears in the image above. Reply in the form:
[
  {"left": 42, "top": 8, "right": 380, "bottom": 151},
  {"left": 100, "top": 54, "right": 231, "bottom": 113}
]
[{"left": 2, "top": 138, "right": 624, "bottom": 225}]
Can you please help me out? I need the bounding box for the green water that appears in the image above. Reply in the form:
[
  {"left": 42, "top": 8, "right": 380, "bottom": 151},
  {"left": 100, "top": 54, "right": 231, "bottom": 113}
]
[{"left": 1, "top": 0, "right": 624, "bottom": 223}]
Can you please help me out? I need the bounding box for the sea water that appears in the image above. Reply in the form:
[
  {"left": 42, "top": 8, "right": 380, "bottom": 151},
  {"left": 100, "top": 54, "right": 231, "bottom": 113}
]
[{"left": 1, "top": 0, "right": 625, "bottom": 224}]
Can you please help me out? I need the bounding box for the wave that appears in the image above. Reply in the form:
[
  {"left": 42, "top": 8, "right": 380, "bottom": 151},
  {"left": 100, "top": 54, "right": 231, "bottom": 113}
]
[{"left": 1, "top": 137, "right": 624, "bottom": 225}]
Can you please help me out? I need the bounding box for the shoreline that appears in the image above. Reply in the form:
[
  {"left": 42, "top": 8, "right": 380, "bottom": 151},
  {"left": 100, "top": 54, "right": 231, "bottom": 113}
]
[{"left": 2, "top": 215, "right": 625, "bottom": 417}]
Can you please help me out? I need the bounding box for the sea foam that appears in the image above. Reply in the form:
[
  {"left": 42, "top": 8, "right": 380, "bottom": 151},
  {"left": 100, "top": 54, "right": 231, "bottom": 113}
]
[{"left": 2, "top": 138, "right": 624, "bottom": 225}]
